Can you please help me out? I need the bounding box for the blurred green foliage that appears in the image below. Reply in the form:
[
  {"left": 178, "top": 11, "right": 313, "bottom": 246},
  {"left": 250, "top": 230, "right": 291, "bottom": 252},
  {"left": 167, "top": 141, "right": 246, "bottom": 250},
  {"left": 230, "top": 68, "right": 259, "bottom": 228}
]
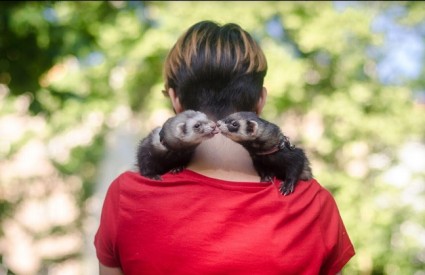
[{"left": 0, "top": 1, "right": 424, "bottom": 274}]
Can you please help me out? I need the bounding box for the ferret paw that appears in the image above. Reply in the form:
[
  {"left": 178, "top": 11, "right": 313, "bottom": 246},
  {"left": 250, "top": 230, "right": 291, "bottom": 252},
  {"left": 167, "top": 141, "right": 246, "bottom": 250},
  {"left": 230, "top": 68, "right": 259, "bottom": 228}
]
[
  {"left": 170, "top": 166, "right": 185, "bottom": 174},
  {"left": 279, "top": 181, "right": 295, "bottom": 196},
  {"left": 148, "top": 175, "right": 163, "bottom": 181}
]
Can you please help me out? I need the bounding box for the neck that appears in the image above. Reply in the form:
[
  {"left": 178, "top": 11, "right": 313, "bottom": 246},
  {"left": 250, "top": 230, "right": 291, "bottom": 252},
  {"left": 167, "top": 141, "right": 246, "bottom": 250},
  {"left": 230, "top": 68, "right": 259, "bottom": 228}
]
[{"left": 186, "top": 134, "right": 261, "bottom": 182}]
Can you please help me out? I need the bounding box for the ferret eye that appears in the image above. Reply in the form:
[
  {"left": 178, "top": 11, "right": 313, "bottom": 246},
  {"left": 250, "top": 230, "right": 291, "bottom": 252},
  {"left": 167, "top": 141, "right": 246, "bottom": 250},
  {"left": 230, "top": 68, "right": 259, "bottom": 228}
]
[
  {"left": 231, "top": 121, "right": 239, "bottom": 127},
  {"left": 194, "top": 123, "right": 201, "bottom": 129}
]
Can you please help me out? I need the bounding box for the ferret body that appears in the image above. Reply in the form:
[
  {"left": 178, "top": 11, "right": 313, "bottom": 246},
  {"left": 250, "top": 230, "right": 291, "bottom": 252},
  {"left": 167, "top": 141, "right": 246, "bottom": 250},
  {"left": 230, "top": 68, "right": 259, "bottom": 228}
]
[
  {"left": 136, "top": 110, "right": 218, "bottom": 180},
  {"left": 217, "top": 112, "right": 312, "bottom": 195}
]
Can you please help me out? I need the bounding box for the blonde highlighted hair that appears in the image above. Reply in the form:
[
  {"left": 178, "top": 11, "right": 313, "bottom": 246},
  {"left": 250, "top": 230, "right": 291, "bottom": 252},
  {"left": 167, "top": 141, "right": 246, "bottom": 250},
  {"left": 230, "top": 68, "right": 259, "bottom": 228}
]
[{"left": 163, "top": 21, "right": 268, "bottom": 119}]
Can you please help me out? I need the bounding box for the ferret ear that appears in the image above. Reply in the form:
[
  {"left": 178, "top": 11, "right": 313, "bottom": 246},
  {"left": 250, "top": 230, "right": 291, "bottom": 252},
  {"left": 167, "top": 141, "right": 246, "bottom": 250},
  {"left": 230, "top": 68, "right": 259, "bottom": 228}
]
[
  {"left": 247, "top": 120, "right": 258, "bottom": 136},
  {"left": 176, "top": 122, "right": 186, "bottom": 137}
]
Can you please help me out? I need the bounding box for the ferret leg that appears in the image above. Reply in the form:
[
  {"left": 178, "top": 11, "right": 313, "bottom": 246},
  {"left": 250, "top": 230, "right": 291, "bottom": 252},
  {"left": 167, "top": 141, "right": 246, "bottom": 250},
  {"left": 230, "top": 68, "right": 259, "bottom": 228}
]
[
  {"left": 257, "top": 169, "right": 273, "bottom": 182},
  {"left": 279, "top": 167, "right": 299, "bottom": 195},
  {"left": 260, "top": 175, "right": 274, "bottom": 182},
  {"left": 253, "top": 159, "right": 274, "bottom": 182}
]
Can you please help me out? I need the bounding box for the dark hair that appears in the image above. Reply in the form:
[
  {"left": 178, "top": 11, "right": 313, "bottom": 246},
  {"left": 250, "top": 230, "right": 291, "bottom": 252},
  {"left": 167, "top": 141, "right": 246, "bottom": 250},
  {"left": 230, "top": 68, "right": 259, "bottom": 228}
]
[{"left": 163, "top": 20, "right": 268, "bottom": 120}]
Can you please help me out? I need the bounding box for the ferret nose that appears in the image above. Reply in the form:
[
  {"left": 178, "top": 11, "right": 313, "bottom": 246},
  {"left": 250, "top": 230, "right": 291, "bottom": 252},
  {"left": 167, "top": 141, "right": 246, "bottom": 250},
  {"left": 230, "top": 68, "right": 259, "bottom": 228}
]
[{"left": 211, "top": 121, "right": 220, "bottom": 134}]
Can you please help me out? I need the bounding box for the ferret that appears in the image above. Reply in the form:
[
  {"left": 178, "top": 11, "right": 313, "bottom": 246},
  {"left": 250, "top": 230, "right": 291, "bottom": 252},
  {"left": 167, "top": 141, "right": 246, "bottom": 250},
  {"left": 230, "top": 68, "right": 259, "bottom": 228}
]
[
  {"left": 136, "top": 110, "right": 219, "bottom": 180},
  {"left": 217, "top": 112, "right": 312, "bottom": 195}
]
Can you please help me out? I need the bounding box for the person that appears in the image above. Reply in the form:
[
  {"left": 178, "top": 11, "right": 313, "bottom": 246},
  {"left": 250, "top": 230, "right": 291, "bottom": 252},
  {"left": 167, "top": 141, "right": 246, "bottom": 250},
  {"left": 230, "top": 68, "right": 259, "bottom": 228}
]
[{"left": 94, "top": 20, "right": 355, "bottom": 275}]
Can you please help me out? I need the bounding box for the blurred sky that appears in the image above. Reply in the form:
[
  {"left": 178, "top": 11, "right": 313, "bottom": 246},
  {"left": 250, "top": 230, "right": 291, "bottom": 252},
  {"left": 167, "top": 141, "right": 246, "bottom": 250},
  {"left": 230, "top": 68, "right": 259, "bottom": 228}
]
[
  {"left": 370, "top": 5, "right": 424, "bottom": 86},
  {"left": 258, "top": 2, "right": 425, "bottom": 102},
  {"left": 334, "top": 2, "right": 424, "bottom": 89}
]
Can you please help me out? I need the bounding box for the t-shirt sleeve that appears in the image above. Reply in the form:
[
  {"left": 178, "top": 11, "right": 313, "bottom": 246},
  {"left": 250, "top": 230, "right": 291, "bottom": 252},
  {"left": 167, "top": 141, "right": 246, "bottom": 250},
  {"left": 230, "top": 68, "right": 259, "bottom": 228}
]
[
  {"left": 319, "top": 188, "right": 355, "bottom": 275},
  {"left": 94, "top": 177, "right": 121, "bottom": 267}
]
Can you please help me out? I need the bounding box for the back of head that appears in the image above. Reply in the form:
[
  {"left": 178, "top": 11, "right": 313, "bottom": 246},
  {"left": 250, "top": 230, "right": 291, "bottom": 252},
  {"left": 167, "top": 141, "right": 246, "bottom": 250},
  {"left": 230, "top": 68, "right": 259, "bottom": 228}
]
[{"left": 163, "top": 20, "right": 268, "bottom": 120}]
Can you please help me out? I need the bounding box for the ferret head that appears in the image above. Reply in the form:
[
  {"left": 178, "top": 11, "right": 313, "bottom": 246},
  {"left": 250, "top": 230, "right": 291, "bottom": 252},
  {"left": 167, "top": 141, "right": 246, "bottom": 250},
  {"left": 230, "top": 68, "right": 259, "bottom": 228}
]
[
  {"left": 216, "top": 112, "right": 262, "bottom": 142},
  {"left": 160, "top": 110, "right": 219, "bottom": 149}
]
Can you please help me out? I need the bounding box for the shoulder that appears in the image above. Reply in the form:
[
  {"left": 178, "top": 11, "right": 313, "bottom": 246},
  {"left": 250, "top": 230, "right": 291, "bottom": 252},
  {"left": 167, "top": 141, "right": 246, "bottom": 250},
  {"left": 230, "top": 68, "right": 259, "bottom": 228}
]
[
  {"left": 104, "top": 171, "right": 134, "bottom": 197},
  {"left": 293, "top": 178, "right": 335, "bottom": 203},
  {"left": 101, "top": 170, "right": 147, "bottom": 207},
  {"left": 302, "top": 178, "right": 338, "bottom": 206},
  {"left": 312, "top": 179, "right": 341, "bottom": 213},
  {"left": 108, "top": 170, "right": 155, "bottom": 191},
  {"left": 104, "top": 169, "right": 202, "bottom": 202},
  {"left": 288, "top": 178, "right": 343, "bottom": 224},
  {"left": 309, "top": 179, "right": 343, "bottom": 221}
]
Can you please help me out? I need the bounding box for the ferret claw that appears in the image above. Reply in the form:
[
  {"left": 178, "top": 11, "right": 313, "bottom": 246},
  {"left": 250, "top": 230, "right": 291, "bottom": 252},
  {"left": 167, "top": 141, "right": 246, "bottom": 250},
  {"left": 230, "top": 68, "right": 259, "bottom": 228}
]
[
  {"left": 170, "top": 166, "right": 185, "bottom": 174},
  {"left": 149, "top": 175, "right": 163, "bottom": 181},
  {"left": 279, "top": 181, "right": 295, "bottom": 196}
]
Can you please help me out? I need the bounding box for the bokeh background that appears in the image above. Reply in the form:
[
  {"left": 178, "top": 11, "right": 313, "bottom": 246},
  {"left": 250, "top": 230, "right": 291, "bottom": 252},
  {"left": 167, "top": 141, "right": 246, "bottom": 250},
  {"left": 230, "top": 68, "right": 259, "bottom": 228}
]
[{"left": 1, "top": 1, "right": 424, "bottom": 274}]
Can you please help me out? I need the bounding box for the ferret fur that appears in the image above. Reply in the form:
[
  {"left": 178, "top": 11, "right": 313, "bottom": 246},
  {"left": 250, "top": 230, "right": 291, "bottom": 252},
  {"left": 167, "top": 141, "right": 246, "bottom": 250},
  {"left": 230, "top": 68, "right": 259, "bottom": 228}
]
[
  {"left": 217, "top": 112, "right": 312, "bottom": 195},
  {"left": 136, "top": 110, "right": 218, "bottom": 180}
]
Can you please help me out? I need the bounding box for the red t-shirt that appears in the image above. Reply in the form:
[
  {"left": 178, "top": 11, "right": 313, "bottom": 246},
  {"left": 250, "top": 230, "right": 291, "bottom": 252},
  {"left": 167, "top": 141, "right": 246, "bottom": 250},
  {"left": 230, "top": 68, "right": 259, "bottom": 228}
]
[{"left": 94, "top": 170, "right": 355, "bottom": 275}]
